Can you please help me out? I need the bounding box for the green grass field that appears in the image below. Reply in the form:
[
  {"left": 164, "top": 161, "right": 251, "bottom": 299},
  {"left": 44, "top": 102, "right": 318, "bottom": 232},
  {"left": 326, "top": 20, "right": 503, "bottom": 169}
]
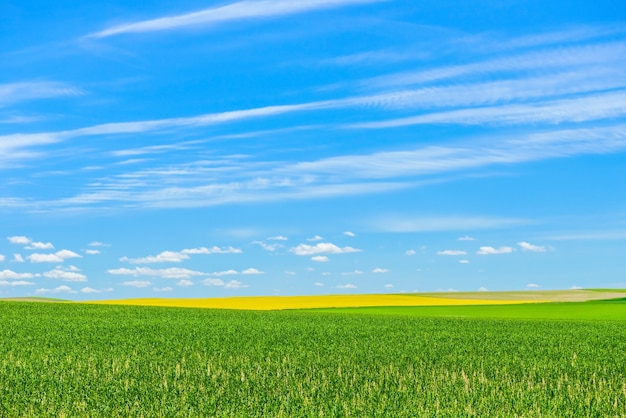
[{"left": 1, "top": 297, "right": 625, "bottom": 416}]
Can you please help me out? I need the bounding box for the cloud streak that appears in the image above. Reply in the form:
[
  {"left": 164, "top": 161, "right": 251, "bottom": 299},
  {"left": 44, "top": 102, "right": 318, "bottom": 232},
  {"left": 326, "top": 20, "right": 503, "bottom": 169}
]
[{"left": 89, "top": 0, "right": 384, "bottom": 38}]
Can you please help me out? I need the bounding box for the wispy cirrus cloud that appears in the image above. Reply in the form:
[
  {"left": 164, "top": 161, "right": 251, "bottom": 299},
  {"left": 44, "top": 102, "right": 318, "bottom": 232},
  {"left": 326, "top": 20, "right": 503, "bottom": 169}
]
[
  {"left": 0, "top": 81, "right": 81, "bottom": 108},
  {"left": 88, "top": 0, "right": 385, "bottom": 38}
]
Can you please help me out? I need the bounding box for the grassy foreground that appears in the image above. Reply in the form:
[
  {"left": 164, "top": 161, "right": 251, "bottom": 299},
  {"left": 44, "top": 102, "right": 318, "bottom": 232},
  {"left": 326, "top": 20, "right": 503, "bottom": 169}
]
[{"left": 1, "top": 300, "right": 626, "bottom": 416}]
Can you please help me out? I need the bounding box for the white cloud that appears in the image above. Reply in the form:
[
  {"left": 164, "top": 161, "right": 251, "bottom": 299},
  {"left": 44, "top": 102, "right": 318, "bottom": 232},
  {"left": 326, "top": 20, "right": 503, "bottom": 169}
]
[
  {"left": 242, "top": 268, "right": 264, "bottom": 275},
  {"left": 321, "top": 272, "right": 331, "bottom": 276},
  {"left": 459, "top": 259, "right": 470, "bottom": 264},
  {"left": 476, "top": 246, "right": 514, "bottom": 255},
  {"left": 122, "top": 280, "right": 152, "bottom": 288},
  {"left": 7, "top": 236, "right": 31, "bottom": 245},
  {"left": 0, "top": 254, "right": 4, "bottom": 262},
  {"left": 253, "top": 241, "right": 281, "bottom": 251},
  {"left": 373, "top": 268, "right": 388, "bottom": 273},
  {"left": 336, "top": 283, "right": 357, "bottom": 289},
  {"left": 478, "top": 286, "right": 488, "bottom": 292},
  {"left": 88, "top": 241, "right": 110, "bottom": 247},
  {"left": 267, "top": 235, "right": 288, "bottom": 241},
  {"left": 307, "top": 235, "right": 324, "bottom": 242},
  {"left": 284, "top": 270, "right": 296, "bottom": 275},
  {"left": 43, "top": 268, "right": 87, "bottom": 282},
  {"left": 26, "top": 242, "right": 54, "bottom": 250},
  {"left": 458, "top": 236, "right": 476, "bottom": 241},
  {"left": 518, "top": 241, "right": 547, "bottom": 252},
  {"left": 182, "top": 246, "right": 242, "bottom": 254},
  {"left": 212, "top": 269, "right": 238, "bottom": 276},
  {"left": 341, "top": 270, "right": 363, "bottom": 276},
  {"left": 0, "top": 279, "right": 35, "bottom": 286},
  {"left": 13, "top": 254, "right": 24, "bottom": 263},
  {"left": 108, "top": 267, "right": 207, "bottom": 279},
  {"left": 27, "top": 253, "right": 64, "bottom": 263},
  {"left": 0, "top": 269, "right": 36, "bottom": 280},
  {"left": 176, "top": 279, "right": 194, "bottom": 286},
  {"left": 202, "top": 278, "right": 225, "bottom": 286},
  {"left": 121, "top": 251, "right": 189, "bottom": 264},
  {"left": 56, "top": 250, "right": 82, "bottom": 259},
  {"left": 153, "top": 287, "right": 173, "bottom": 292},
  {"left": 89, "top": 0, "right": 382, "bottom": 38},
  {"left": 570, "top": 285, "right": 583, "bottom": 290},
  {"left": 314, "top": 282, "right": 324, "bottom": 286},
  {"left": 36, "top": 285, "right": 77, "bottom": 294},
  {"left": 85, "top": 249, "right": 100, "bottom": 255},
  {"left": 224, "top": 280, "right": 248, "bottom": 289},
  {"left": 343, "top": 231, "right": 356, "bottom": 237},
  {"left": 405, "top": 249, "right": 416, "bottom": 256},
  {"left": 384, "top": 283, "right": 394, "bottom": 288},
  {"left": 526, "top": 283, "right": 540, "bottom": 289},
  {"left": 311, "top": 255, "right": 329, "bottom": 262},
  {"left": 290, "top": 242, "right": 361, "bottom": 256},
  {"left": 80, "top": 287, "right": 108, "bottom": 293},
  {"left": 437, "top": 250, "right": 467, "bottom": 256}
]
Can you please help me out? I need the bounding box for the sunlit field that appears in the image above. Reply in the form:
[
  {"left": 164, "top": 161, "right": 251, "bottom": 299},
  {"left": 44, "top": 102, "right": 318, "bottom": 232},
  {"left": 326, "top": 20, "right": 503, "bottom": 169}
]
[
  {"left": 83, "top": 289, "right": 626, "bottom": 310},
  {"left": 1, "top": 291, "right": 625, "bottom": 416}
]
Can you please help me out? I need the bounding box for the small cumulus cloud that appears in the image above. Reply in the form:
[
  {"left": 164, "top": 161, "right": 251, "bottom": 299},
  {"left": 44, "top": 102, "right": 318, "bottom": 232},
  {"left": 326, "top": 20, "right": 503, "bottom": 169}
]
[
  {"left": 526, "top": 283, "right": 540, "bottom": 289},
  {"left": 458, "top": 236, "right": 475, "bottom": 241},
  {"left": 518, "top": 242, "right": 547, "bottom": 252},
  {"left": 212, "top": 269, "right": 238, "bottom": 276},
  {"left": 0, "top": 269, "right": 37, "bottom": 280},
  {"left": 176, "top": 279, "right": 194, "bottom": 286},
  {"left": 7, "top": 236, "right": 31, "bottom": 245},
  {"left": 122, "top": 280, "right": 152, "bottom": 288},
  {"left": 343, "top": 231, "right": 356, "bottom": 237},
  {"left": 253, "top": 241, "right": 281, "bottom": 251},
  {"left": 267, "top": 235, "right": 288, "bottom": 241},
  {"left": 121, "top": 251, "right": 189, "bottom": 264},
  {"left": 88, "top": 241, "right": 110, "bottom": 247},
  {"left": 311, "top": 255, "right": 329, "bottom": 262},
  {"left": 405, "top": 249, "right": 416, "bottom": 256},
  {"left": 284, "top": 270, "right": 296, "bottom": 275},
  {"left": 26, "top": 242, "right": 54, "bottom": 250},
  {"left": 43, "top": 268, "right": 87, "bottom": 282},
  {"left": 153, "top": 286, "right": 173, "bottom": 292},
  {"left": 36, "top": 285, "right": 77, "bottom": 294},
  {"left": 307, "top": 235, "right": 324, "bottom": 242},
  {"left": 373, "top": 268, "right": 388, "bottom": 273},
  {"left": 314, "top": 282, "right": 324, "bottom": 286},
  {"left": 242, "top": 268, "right": 263, "bottom": 275},
  {"left": 384, "top": 283, "right": 394, "bottom": 288},
  {"left": 291, "top": 242, "right": 361, "bottom": 256},
  {"left": 0, "top": 279, "right": 35, "bottom": 287},
  {"left": 570, "top": 285, "right": 583, "bottom": 290},
  {"left": 80, "top": 287, "right": 113, "bottom": 294},
  {"left": 13, "top": 254, "right": 24, "bottom": 263},
  {"left": 202, "top": 278, "right": 225, "bottom": 286},
  {"left": 108, "top": 267, "right": 207, "bottom": 279},
  {"left": 27, "top": 254, "right": 63, "bottom": 263},
  {"left": 478, "top": 286, "right": 488, "bottom": 292},
  {"left": 336, "top": 283, "right": 357, "bottom": 289},
  {"left": 182, "top": 246, "right": 242, "bottom": 254},
  {"left": 0, "top": 254, "right": 4, "bottom": 262},
  {"left": 224, "top": 280, "right": 247, "bottom": 289},
  {"left": 437, "top": 250, "right": 467, "bottom": 256},
  {"left": 459, "top": 259, "right": 470, "bottom": 264},
  {"left": 341, "top": 270, "right": 363, "bottom": 276},
  {"left": 85, "top": 249, "right": 101, "bottom": 255},
  {"left": 476, "top": 246, "right": 514, "bottom": 255}
]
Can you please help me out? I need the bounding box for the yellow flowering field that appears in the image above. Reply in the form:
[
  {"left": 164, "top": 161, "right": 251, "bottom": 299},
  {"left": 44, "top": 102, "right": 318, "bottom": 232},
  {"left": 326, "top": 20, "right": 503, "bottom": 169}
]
[{"left": 87, "top": 293, "right": 542, "bottom": 310}]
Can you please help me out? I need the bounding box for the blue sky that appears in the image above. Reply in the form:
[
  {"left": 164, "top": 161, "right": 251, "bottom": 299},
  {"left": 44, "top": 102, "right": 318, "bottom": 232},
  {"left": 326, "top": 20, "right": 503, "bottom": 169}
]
[{"left": 1, "top": 0, "right": 625, "bottom": 299}]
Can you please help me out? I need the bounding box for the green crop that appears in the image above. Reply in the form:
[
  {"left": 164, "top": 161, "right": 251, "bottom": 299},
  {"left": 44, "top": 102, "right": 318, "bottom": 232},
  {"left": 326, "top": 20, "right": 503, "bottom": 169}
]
[{"left": 1, "top": 301, "right": 625, "bottom": 416}]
